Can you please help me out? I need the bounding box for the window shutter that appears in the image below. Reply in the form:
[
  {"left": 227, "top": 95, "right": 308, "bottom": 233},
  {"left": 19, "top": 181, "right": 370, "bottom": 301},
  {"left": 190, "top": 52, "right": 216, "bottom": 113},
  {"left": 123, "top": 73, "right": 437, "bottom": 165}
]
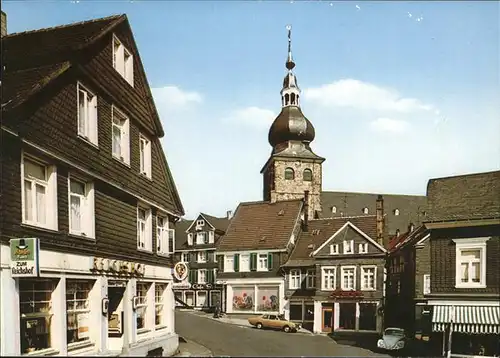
[
  {"left": 168, "top": 229, "right": 175, "bottom": 253},
  {"left": 267, "top": 253, "right": 273, "bottom": 270},
  {"left": 207, "top": 269, "right": 214, "bottom": 283},
  {"left": 250, "top": 253, "right": 257, "bottom": 271},
  {"left": 188, "top": 270, "right": 194, "bottom": 283},
  {"left": 186, "top": 253, "right": 191, "bottom": 262},
  {"left": 209, "top": 231, "right": 215, "bottom": 244},
  {"left": 204, "top": 232, "right": 209, "bottom": 244},
  {"left": 187, "top": 233, "right": 193, "bottom": 246},
  {"left": 216, "top": 255, "right": 224, "bottom": 271},
  {"left": 208, "top": 252, "right": 215, "bottom": 262},
  {"left": 234, "top": 254, "right": 240, "bottom": 272},
  {"left": 194, "top": 270, "right": 198, "bottom": 284}
]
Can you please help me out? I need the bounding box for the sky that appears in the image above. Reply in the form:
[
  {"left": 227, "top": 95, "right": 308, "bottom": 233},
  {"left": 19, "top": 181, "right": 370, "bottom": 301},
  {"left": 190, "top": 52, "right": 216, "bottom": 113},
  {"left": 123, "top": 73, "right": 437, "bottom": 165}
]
[{"left": 4, "top": 0, "right": 500, "bottom": 218}]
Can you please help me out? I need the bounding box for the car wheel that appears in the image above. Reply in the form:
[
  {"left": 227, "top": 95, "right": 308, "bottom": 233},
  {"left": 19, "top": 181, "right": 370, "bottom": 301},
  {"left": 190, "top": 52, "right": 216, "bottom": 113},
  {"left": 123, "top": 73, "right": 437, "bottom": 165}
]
[
  {"left": 256, "top": 323, "right": 263, "bottom": 329},
  {"left": 283, "top": 325, "right": 291, "bottom": 333}
]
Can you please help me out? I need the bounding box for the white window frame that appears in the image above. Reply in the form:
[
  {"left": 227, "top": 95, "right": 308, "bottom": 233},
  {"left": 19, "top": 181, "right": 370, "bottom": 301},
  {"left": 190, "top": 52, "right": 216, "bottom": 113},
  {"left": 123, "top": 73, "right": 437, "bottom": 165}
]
[
  {"left": 423, "top": 274, "right": 431, "bottom": 295},
  {"left": 362, "top": 207, "right": 369, "bottom": 214},
  {"left": 306, "top": 268, "right": 316, "bottom": 289},
  {"left": 66, "top": 280, "right": 94, "bottom": 346},
  {"left": 197, "top": 219, "right": 205, "bottom": 226},
  {"left": 208, "top": 230, "right": 215, "bottom": 244},
  {"left": 112, "top": 34, "right": 134, "bottom": 86},
  {"left": 239, "top": 253, "right": 250, "bottom": 272},
  {"left": 453, "top": 237, "right": 489, "bottom": 288},
  {"left": 360, "top": 265, "right": 376, "bottom": 291},
  {"left": 343, "top": 240, "right": 354, "bottom": 254},
  {"left": 68, "top": 175, "right": 95, "bottom": 239},
  {"left": 76, "top": 82, "right": 98, "bottom": 146},
  {"left": 196, "top": 232, "right": 207, "bottom": 245},
  {"left": 137, "top": 206, "right": 152, "bottom": 251},
  {"left": 329, "top": 244, "right": 339, "bottom": 255},
  {"left": 394, "top": 209, "right": 400, "bottom": 216},
  {"left": 331, "top": 206, "right": 337, "bottom": 214},
  {"left": 321, "top": 266, "right": 336, "bottom": 291},
  {"left": 111, "top": 106, "right": 130, "bottom": 165},
  {"left": 21, "top": 153, "right": 58, "bottom": 231},
  {"left": 139, "top": 134, "right": 152, "bottom": 179},
  {"left": 358, "top": 243, "right": 368, "bottom": 254},
  {"left": 197, "top": 251, "right": 207, "bottom": 263},
  {"left": 155, "top": 284, "right": 166, "bottom": 328},
  {"left": 289, "top": 269, "right": 301, "bottom": 289},
  {"left": 224, "top": 255, "right": 234, "bottom": 273},
  {"left": 181, "top": 252, "right": 189, "bottom": 262},
  {"left": 157, "top": 216, "right": 174, "bottom": 255},
  {"left": 198, "top": 269, "right": 207, "bottom": 284},
  {"left": 341, "top": 265, "right": 357, "bottom": 290},
  {"left": 136, "top": 282, "right": 150, "bottom": 332},
  {"left": 257, "top": 253, "right": 268, "bottom": 271},
  {"left": 187, "top": 233, "right": 193, "bottom": 246}
]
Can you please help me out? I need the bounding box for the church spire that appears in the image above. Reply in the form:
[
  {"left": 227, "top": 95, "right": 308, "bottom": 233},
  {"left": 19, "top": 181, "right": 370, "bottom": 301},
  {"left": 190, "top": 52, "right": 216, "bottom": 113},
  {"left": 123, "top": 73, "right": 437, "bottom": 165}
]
[{"left": 281, "top": 25, "right": 300, "bottom": 108}]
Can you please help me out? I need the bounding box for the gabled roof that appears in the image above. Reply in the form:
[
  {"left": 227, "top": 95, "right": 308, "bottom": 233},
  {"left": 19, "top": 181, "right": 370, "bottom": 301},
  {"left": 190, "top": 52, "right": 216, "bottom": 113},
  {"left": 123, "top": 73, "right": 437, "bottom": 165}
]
[
  {"left": 426, "top": 170, "right": 500, "bottom": 223},
  {"left": 1, "top": 14, "right": 165, "bottom": 137},
  {"left": 388, "top": 224, "right": 429, "bottom": 253},
  {"left": 320, "top": 191, "right": 427, "bottom": 235},
  {"left": 217, "top": 199, "right": 303, "bottom": 252},
  {"left": 282, "top": 215, "right": 378, "bottom": 267},
  {"left": 175, "top": 213, "right": 231, "bottom": 250}
]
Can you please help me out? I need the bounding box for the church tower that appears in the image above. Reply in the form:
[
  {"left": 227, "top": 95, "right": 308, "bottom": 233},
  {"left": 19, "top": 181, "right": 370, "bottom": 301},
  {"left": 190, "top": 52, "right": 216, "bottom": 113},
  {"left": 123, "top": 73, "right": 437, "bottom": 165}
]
[{"left": 261, "top": 25, "right": 325, "bottom": 219}]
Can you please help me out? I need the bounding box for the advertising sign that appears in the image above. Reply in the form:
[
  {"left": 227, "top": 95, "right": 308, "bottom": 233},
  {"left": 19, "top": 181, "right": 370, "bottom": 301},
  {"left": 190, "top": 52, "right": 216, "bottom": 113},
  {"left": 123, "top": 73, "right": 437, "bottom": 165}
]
[
  {"left": 10, "top": 238, "right": 40, "bottom": 277},
  {"left": 173, "top": 262, "right": 189, "bottom": 281}
]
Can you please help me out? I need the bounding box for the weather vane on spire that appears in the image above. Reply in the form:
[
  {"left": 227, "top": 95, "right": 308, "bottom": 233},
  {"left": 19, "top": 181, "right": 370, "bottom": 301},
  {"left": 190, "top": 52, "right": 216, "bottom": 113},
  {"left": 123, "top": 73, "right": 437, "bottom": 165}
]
[{"left": 285, "top": 24, "right": 295, "bottom": 70}]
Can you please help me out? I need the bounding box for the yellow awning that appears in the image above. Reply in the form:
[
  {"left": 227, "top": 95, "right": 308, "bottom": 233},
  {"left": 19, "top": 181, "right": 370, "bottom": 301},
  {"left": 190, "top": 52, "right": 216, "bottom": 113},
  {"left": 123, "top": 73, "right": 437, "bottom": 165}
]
[{"left": 432, "top": 305, "right": 500, "bottom": 334}]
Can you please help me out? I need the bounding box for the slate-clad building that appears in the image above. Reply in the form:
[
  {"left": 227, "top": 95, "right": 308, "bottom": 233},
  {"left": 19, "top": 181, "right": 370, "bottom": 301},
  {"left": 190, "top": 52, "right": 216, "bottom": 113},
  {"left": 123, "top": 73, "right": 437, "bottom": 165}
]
[
  {"left": 424, "top": 171, "right": 500, "bottom": 358},
  {"left": 0, "top": 14, "right": 184, "bottom": 357},
  {"left": 172, "top": 213, "right": 230, "bottom": 310}
]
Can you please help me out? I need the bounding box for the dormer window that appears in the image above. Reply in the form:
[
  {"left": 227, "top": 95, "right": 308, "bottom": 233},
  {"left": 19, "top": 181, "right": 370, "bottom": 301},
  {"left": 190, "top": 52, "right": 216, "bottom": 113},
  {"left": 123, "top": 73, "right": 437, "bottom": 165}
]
[
  {"left": 112, "top": 35, "right": 134, "bottom": 86},
  {"left": 196, "top": 220, "right": 205, "bottom": 227},
  {"left": 394, "top": 209, "right": 400, "bottom": 216},
  {"left": 362, "top": 207, "right": 369, "bottom": 214},
  {"left": 330, "top": 244, "right": 339, "bottom": 255},
  {"left": 343, "top": 240, "right": 354, "bottom": 254},
  {"left": 303, "top": 169, "right": 312, "bottom": 182},
  {"left": 358, "top": 243, "right": 368, "bottom": 254},
  {"left": 331, "top": 206, "right": 337, "bottom": 214},
  {"left": 284, "top": 167, "right": 295, "bottom": 180}
]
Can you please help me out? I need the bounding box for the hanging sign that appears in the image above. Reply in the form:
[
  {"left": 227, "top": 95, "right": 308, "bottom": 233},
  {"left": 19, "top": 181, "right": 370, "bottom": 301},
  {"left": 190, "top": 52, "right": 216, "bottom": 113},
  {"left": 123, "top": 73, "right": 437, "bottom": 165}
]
[
  {"left": 10, "top": 238, "right": 40, "bottom": 277},
  {"left": 173, "top": 262, "right": 189, "bottom": 281}
]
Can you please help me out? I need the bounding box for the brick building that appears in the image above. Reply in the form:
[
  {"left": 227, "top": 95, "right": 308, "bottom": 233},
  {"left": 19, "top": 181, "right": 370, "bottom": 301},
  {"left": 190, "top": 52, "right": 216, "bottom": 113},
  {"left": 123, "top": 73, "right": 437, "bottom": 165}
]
[{"left": 0, "top": 14, "right": 184, "bottom": 356}]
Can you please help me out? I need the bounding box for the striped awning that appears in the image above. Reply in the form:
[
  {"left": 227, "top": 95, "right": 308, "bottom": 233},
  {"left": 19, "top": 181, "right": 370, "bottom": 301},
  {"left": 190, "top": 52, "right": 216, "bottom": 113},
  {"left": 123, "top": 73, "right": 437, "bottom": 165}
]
[{"left": 432, "top": 305, "right": 500, "bottom": 334}]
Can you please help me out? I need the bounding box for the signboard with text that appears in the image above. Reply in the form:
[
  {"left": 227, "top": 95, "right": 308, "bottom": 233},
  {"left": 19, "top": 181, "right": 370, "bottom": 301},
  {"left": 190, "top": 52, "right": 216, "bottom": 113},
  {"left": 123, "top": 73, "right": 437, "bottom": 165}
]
[{"left": 10, "top": 238, "right": 40, "bottom": 277}]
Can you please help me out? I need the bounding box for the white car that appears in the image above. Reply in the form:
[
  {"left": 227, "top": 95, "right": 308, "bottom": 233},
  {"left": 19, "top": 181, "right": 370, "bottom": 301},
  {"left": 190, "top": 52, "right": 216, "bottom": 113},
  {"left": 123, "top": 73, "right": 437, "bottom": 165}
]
[{"left": 377, "top": 327, "right": 407, "bottom": 352}]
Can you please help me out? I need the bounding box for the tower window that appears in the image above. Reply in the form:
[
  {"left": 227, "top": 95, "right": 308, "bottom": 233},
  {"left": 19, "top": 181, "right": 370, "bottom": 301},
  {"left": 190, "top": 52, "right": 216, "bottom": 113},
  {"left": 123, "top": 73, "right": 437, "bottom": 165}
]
[
  {"left": 291, "top": 93, "right": 296, "bottom": 105},
  {"left": 284, "top": 167, "right": 295, "bottom": 180},
  {"left": 285, "top": 93, "right": 290, "bottom": 106},
  {"left": 303, "top": 169, "right": 312, "bottom": 182},
  {"left": 362, "top": 207, "right": 369, "bottom": 214}
]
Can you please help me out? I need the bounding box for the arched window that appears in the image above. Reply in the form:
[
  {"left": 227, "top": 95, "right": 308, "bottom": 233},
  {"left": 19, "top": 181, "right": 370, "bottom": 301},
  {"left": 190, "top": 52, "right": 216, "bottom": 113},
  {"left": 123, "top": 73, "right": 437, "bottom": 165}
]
[
  {"left": 362, "top": 207, "right": 369, "bottom": 214},
  {"left": 285, "top": 93, "right": 290, "bottom": 106},
  {"left": 284, "top": 167, "right": 295, "bottom": 180},
  {"left": 331, "top": 206, "right": 337, "bottom": 214},
  {"left": 303, "top": 168, "right": 312, "bottom": 181},
  {"left": 291, "top": 93, "right": 296, "bottom": 105},
  {"left": 394, "top": 209, "right": 400, "bottom": 216}
]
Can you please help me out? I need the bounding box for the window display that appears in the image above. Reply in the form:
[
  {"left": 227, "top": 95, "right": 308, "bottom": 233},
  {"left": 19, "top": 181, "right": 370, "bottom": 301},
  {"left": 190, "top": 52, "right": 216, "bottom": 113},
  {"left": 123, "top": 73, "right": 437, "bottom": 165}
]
[
  {"left": 257, "top": 286, "right": 279, "bottom": 312},
  {"left": 232, "top": 287, "right": 255, "bottom": 312}
]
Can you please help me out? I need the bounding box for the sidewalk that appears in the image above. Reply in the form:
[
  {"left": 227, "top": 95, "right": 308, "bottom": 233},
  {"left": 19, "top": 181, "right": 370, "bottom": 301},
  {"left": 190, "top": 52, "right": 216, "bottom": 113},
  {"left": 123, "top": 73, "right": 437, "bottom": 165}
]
[
  {"left": 173, "top": 336, "right": 212, "bottom": 357},
  {"left": 188, "top": 310, "right": 315, "bottom": 336}
]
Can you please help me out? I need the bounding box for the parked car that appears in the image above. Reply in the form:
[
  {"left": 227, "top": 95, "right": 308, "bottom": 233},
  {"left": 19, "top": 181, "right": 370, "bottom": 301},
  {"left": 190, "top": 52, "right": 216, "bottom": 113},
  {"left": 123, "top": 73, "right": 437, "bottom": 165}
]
[
  {"left": 377, "top": 327, "right": 408, "bottom": 352},
  {"left": 248, "top": 314, "right": 301, "bottom": 333}
]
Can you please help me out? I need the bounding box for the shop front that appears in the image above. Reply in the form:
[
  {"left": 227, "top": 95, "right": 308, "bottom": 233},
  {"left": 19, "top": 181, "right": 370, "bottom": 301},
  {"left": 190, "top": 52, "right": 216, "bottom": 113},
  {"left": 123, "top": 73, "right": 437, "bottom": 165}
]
[
  {"left": 312, "top": 291, "right": 382, "bottom": 334},
  {"left": 0, "top": 240, "right": 178, "bottom": 357},
  {"left": 173, "top": 282, "right": 223, "bottom": 311},
  {"left": 223, "top": 278, "right": 285, "bottom": 315},
  {"left": 288, "top": 299, "right": 315, "bottom": 332},
  {"left": 430, "top": 302, "right": 500, "bottom": 358}
]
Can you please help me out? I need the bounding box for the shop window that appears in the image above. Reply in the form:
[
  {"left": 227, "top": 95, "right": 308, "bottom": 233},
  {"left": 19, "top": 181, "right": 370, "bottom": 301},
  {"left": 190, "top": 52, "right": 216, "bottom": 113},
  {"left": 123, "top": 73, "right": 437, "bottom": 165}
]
[
  {"left": 338, "top": 302, "right": 356, "bottom": 330},
  {"left": 136, "top": 282, "right": 151, "bottom": 332},
  {"left": 257, "top": 286, "right": 280, "bottom": 312},
  {"left": 232, "top": 287, "right": 255, "bottom": 312},
  {"left": 66, "top": 280, "right": 94, "bottom": 345},
  {"left": 304, "top": 304, "right": 315, "bottom": 321},
  {"left": 358, "top": 303, "right": 377, "bottom": 331},
  {"left": 197, "top": 291, "right": 208, "bottom": 307},
  {"left": 155, "top": 284, "right": 166, "bottom": 328},
  {"left": 19, "top": 279, "right": 57, "bottom": 354},
  {"left": 185, "top": 291, "right": 194, "bottom": 306},
  {"left": 290, "top": 304, "right": 302, "bottom": 321}
]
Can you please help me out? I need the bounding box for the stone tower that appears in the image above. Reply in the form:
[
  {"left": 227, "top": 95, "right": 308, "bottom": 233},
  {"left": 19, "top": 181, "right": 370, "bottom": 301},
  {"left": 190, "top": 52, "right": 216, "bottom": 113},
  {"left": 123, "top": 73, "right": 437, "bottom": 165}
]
[{"left": 261, "top": 25, "right": 325, "bottom": 219}]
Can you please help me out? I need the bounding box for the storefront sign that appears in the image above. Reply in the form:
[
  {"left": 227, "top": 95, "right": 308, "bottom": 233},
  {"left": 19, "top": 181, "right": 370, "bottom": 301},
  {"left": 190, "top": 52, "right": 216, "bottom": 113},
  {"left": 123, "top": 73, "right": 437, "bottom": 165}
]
[
  {"left": 10, "top": 238, "right": 40, "bottom": 277},
  {"left": 173, "top": 281, "right": 191, "bottom": 289},
  {"left": 192, "top": 283, "right": 215, "bottom": 290},
  {"left": 92, "top": 257, "right": 145, "bottom": 276},
  {"left": 330, "top": 289, "right": 364, "bottom": 299},
  {"left": 173, "top": 262, "right": 189, "bottom": 281}
]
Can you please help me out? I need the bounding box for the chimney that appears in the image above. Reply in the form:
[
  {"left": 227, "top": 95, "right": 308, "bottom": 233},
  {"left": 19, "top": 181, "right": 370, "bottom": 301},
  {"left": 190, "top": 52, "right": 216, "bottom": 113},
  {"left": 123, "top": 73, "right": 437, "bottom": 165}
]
[
  {"left": 396, "top": 229, "right": 400, "bottom": 237},
  {"left": 303, "top": 190, "right": 310, "bottom": 231},
  {"left": 376, "top": 195, "right": 385, "bottom": 246},
  {"left": 1, "top": 11, "right": 6, "bottom": 37},
  {"left": 226, "top": 210, "right": 233, "bottom": 220},
  {"left": 408, "top": 222, "right": 414, "bottom": 232}
]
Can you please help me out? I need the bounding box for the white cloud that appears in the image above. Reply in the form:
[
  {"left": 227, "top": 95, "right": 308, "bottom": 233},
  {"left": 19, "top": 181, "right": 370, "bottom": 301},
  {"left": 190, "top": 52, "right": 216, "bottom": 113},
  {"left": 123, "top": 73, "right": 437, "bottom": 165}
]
[
  {"left": 370, "top": 117, "right": 410, "bottom": 133},
  {"left": 152, "top": 85, "right": 203, "bottom": 108},
  {"left": 222, "top": 106, "right": 276, "bottom": 129},
  {"left": 303, "top": 79, "right": 433, "bottom": 113}
]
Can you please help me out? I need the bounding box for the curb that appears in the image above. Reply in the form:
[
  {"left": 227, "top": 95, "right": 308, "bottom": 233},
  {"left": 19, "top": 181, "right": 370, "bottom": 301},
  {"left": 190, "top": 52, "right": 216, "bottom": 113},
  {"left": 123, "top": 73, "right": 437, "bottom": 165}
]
[{"left": 175, "top": 336, "right": 213, "bottom": 357}]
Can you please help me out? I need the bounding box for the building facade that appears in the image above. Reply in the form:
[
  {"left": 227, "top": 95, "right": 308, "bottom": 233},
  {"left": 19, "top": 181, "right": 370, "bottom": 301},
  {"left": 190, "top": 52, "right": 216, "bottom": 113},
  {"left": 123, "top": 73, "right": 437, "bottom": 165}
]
[
  {"left": 172, "top": 213, "right": 230, "bottom": 310},
  {"left": 425, "top": 171, "right": 500, "bottom": 358},
  {"left": 216, "top": 199, "right": 304, "bottom": 316},
  {"left": 0, "top": 14, "right": 184, "bottom": 357}
]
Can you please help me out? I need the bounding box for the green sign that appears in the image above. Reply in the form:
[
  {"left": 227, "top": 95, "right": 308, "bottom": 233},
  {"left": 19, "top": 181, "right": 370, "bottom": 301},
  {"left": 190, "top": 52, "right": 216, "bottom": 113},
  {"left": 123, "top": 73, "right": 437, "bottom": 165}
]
[{"left": 10, "top": 238, "right": 40, "bottom": 277}]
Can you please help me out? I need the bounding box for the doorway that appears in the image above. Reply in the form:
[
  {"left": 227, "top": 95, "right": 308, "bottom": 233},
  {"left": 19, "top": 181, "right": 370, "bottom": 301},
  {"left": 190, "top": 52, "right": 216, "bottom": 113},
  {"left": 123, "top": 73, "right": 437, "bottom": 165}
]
[
  {"left": 185, "top": 291, "right": 194, "bottom": 307},
  {"left": 108, "top": 281, "right": 126, "bottom": 351},
  {"left": 322, "top": 305, "right": 334, "bottom": 333}
]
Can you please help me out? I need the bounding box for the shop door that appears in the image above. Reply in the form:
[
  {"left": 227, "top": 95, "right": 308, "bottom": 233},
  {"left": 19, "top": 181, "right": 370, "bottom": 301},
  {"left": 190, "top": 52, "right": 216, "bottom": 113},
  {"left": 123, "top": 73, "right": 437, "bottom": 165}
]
[{"left": 322, "top": 307, "right": 334, "bottom": 333}]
